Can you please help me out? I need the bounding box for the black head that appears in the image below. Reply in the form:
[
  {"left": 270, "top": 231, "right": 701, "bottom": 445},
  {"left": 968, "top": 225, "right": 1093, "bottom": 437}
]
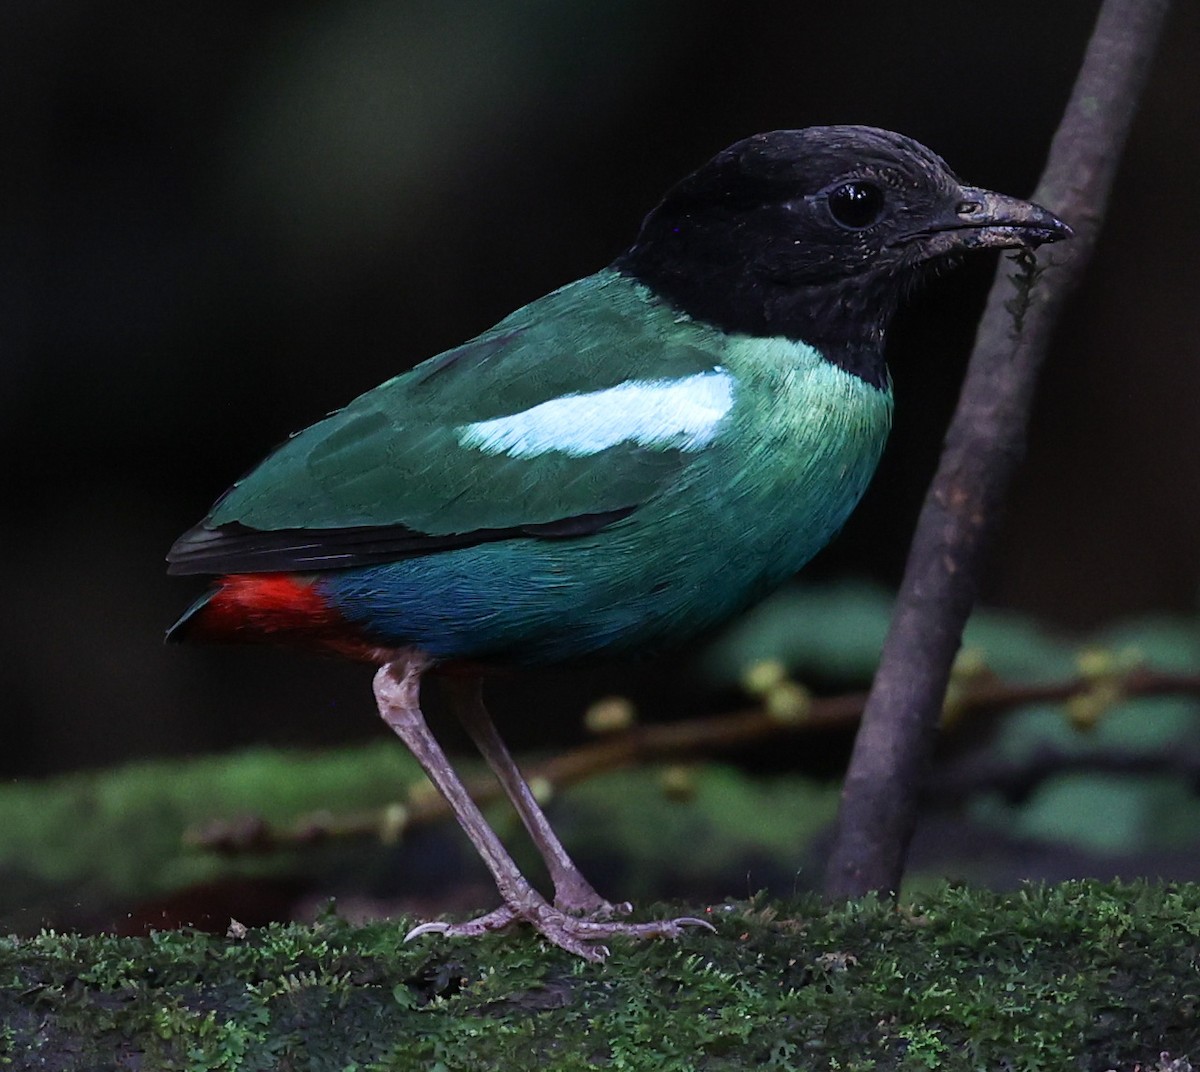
[{"left": 614, "top": 126, "right": 1071, "bottom": 385}]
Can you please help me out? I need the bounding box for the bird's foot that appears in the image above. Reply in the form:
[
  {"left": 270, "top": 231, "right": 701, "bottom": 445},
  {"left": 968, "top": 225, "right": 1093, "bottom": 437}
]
[{"left": 406, "top": 900, "right": 715, "bottom": 962}]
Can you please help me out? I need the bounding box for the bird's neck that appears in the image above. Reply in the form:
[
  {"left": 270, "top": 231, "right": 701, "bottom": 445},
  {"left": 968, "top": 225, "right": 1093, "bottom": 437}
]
[{"left": 612, "top": 251, "right": 893, "bottom": 391}]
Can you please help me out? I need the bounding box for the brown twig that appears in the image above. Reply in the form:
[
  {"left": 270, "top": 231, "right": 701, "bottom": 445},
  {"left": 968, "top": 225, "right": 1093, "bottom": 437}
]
[
  {"left": 926, "top": 743, "right": 1200, "bottom": 809},
  {"left": 187, "top": 666, "right": 1200, "bottom": 854},
  {"left": 823, "top": 0, "right": 1173, "bottom": 900}
]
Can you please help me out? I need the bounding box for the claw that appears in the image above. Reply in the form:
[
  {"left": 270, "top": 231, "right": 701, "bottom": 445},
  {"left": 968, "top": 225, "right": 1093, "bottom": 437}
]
[{"left": 404, "top": 920, "right": 451, "bottom": 942}]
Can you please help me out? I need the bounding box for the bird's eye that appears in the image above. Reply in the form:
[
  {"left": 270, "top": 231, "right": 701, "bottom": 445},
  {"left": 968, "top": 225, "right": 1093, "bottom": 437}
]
[{"left": 826, "top": 182, "right": 885, "bottom": 229}]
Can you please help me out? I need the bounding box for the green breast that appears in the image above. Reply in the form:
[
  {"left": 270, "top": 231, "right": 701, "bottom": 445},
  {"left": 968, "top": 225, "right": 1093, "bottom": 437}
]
[{"left": 581, "top": 332, "right": 894, "bottom": 645}]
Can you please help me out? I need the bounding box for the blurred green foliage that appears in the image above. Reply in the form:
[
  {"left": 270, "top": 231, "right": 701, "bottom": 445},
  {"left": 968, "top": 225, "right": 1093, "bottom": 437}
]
[{"left": 707, "top": 580, "right": 1200, "bottom": 870}]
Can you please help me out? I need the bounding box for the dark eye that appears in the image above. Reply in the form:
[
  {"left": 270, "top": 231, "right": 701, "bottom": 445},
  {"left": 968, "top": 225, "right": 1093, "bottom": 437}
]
[{"left": 827, "top": 182, "right": 885, "bottom": 229}]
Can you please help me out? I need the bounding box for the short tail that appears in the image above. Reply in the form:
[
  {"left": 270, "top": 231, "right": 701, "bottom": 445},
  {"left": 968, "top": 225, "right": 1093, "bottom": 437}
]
[{"left": 165, "top": 589, "right": 215, "bottom": 644}]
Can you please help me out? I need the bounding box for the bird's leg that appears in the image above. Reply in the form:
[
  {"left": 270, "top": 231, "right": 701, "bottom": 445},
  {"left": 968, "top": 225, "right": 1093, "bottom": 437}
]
[
  {"left": 374, "top": 654, "right": 713, "bottom": 960},
  {"left": 441, "top": 675, "right": 626, "bottom": 918},
  {"left": 373, "top": 656, "right": 559, "bottom": 940}
]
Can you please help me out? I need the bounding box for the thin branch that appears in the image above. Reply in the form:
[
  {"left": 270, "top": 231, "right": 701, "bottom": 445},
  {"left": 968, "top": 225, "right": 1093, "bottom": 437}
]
[
  {"left": 186, "top": 666, "right": 1200, "bottom": 854},
  {"left": 926, "top": 744, "right": 1200, "bottom": 809},
  {"left": 823, "top": 0, "right": 1173, "bottom": 900}
]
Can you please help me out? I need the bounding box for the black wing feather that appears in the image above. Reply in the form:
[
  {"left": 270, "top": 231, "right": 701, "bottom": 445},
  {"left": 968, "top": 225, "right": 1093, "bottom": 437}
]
[{"left": 166, "top": 507, "right": 637, "bottom": 576}]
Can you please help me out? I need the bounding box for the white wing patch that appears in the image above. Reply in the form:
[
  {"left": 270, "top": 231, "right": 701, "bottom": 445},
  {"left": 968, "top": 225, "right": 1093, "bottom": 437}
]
[{"left": 457, "top": 368, "right": 735, "bottom": 459}]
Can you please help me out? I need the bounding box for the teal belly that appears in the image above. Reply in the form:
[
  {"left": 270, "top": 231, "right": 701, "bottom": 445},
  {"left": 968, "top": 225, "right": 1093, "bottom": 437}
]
[{"left": 317, "top": 519, "right": 823, "bottom": 665}]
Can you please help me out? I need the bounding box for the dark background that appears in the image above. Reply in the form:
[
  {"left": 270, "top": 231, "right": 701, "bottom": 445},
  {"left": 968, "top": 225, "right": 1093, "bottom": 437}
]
[{"left": 5, "top": 1, "right": 1198, "bottom": 778}]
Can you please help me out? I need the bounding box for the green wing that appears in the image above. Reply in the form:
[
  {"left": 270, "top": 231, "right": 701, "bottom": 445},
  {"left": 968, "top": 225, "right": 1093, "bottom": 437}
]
[{"left": 168, "top": 271, "right": 727, "bottom": 575}]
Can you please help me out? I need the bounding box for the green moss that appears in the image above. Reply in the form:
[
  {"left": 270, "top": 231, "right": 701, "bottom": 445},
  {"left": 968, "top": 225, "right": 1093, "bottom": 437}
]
[{"left": 2, "top": 881, "right": 1197, "bottom": 1070}]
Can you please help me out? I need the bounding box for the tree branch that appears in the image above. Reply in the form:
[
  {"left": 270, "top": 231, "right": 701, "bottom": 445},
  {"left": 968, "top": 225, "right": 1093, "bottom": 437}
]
[
  {"left": 823, "top": 0, "right": 1173, "bottom": 899},
  {"left": 188, "top": 665, "right": 1200, "bottom": 854},
  {"left": 926, "top": 744, "right": 1200, "bottom": 809}
]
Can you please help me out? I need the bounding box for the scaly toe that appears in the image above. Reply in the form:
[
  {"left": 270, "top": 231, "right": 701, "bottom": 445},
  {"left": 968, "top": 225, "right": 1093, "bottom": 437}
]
[{"left": 556, "top": 913, "right": 717, "bottom": 940}]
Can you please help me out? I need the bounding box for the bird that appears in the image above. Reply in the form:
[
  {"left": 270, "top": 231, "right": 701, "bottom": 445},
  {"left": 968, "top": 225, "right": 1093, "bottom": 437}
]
[{"left": 167, "top": 125, "right": 1071, "bottom": 960}]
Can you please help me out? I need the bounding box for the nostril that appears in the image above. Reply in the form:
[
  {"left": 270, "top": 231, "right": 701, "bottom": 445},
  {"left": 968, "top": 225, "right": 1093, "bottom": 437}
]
[{"left": 957, "top": 200, "right": 983, "bottom": 216}]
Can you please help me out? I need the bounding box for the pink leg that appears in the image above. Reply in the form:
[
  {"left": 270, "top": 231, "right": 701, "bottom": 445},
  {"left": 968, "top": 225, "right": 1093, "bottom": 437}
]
[
  {"left": 373, "top": 655, "right": 713, "bottom": 961},
  {"left": 442, "top": 675, "right": 625, "bottom": 916},
  {"left": 373, "top": 656, "right": 570, "bottom": 948}
]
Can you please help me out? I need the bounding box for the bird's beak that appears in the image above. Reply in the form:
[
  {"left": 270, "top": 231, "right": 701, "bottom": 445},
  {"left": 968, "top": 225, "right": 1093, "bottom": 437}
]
[{"left": 900, "top": 187, "right": 1074, "bottom": 259}]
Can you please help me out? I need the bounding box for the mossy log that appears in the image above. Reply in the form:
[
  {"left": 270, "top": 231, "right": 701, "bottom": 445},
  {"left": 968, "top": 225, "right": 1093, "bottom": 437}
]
[{"left": 2, "top": 882, "right": 1197, "bottom": 1070}]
